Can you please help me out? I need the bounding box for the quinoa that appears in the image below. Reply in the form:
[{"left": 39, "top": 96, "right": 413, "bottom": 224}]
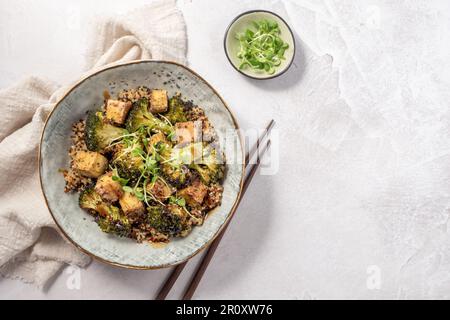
[
  {"left": 62, "top": 120, "right": 93, "bottom": 193},
  {"left": 203, "top": 184, "right": 224, "bottom": 210},
  {"left": 186, "top": 105, "right": 205, "bottom": 121},
  {"left": 188, "top": 208, "right": 205, "bottom": 226},
  {"left": 130, "top": 223, "right": 170, "bottom": 243},
  {"left": 62, "top": 87, "right": 226, "bottom": 244},
  {"left": 150, "top": 231, "right": 170, "bottom": 243},
  {"left": 132, "top": 225, "right": 170, "bottom": 243},
  {"left": 118, "top": 86, "right": 151, "bottom": 102}
]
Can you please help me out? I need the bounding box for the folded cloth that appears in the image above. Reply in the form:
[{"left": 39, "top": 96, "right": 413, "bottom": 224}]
[{"left": 0, "top": 0, "right": 187, "bottom": 288}]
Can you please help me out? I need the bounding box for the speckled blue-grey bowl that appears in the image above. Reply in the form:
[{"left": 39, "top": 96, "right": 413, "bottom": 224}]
[{"left": 39, "top": 60, "right": 244, "bottom": 269}]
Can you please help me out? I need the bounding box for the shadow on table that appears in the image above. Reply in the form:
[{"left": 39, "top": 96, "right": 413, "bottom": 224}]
[
  {"left": 75, "top": 174, "right": 273, "bottom": 298},
  {"left": 92, "top": 261, "right": 170, "bottom": 298},
  {"left": 72, "top": 156, "right": 275, "bottom": 299},
  {"left": 197, "top": 173, "right": 275, "bottom": 297},
  {"left": 243, "top": 31, "right": 306, "bottom": 91}
]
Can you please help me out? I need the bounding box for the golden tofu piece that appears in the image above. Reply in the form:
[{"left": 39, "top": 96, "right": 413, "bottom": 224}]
[
  {"left": 73, "top": 151, "right": 108, "bottom": 178},
  {"left": 148, "top": 132, "right": 168, "bottom": 152},
  {"left": 147, "top": 179, "right": 173, "bottom": 202},
  {"left": 105, "top": 99, "right": 132, "bottom": 124},
  {"left": 175, "top": 121, "right": 201, "bottom": 145},
  {"left": 149, "top": 89, "right": 168, "bottom": 113},
  {"left": 198, "top": 116, "right": 216, "bottom": 142},
  {"left": 95, "top": 172, "right": 123, "bottom": 202},
  {"left": 119, "top": 192, "right": 145, "bottom": 216},
  {"left": 179, "top": 179, "right": 208, "bottom": 207}
]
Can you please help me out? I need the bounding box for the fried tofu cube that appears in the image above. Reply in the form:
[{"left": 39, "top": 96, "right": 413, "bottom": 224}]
[
  {"left": 198, "top": 116, "right": 217, "bottom": 142},
  {"left": 147, "top": 179, "right": 173, "bottom": 202},
  {"left": 148, "top": 132, "right": 168, "bottom": 150},
  {"left": 179, "top": 179, "right": 208, "bottom": 207},
  {"left": 175, "top": 121, "right": 200, "bottom": 144},
  {"left": 119, "top": 192, "right": 145, "bottom": 216},
  {"left": 149, "top": 89, "right": 168, "bottom": 113},
  {"left": 73, "top": 151, "right": 108, "bottom": 178},
  {"left": 105, "top": 99, "right": 132, "bottom": 124},
  {"left": 94, "top": 172, "right": 123, "bottom": 202}
]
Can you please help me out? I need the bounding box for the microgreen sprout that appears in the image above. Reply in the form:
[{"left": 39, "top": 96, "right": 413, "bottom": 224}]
[
  {"left": 169, "top": 195, "right": 186, "bottom": 207},
  {"left": 111, "top": 168, "right": 129, "bottom": 186},
  {"left": 169, "top": 195, "right": 196, "bottom": 217},
  {"left": 235, "top": 19, "right": 289, "bottom": 74},
  {"left": 106, "top": 131, "right": 135, "bottom": 148},
  {"left": 122, "top": 186, "right": 133, "bottom": 193}
]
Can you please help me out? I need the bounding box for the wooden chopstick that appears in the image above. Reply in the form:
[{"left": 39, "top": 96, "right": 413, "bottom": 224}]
[
  {"left": 182, "top": 139, "right": 271, "bottom": 300},
  {"left": 155, "top": 120, "right": 275, "bottom": 300},
  {"left": 155, "top": 261, "right": 186, "bottom": 300},
  {"left": 245, "top": 119, "right": 275, "bottom": 165}
]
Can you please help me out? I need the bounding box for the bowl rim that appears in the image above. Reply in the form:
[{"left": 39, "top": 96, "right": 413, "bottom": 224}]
[
  {"left": 223, "top": 9, "right": 296, "bottom": 80},
  {"left": 38, "top": 59, "right": 245, "bottom": 270}
]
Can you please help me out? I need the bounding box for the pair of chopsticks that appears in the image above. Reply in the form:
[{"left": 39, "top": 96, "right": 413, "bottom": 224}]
[{"left": 155, "top": 120, "right": 275, "bottom": 300}]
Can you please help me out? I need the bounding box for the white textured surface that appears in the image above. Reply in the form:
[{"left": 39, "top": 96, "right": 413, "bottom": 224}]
[{"left": 1, "top": 0, "right": 450, "bottom": 299}]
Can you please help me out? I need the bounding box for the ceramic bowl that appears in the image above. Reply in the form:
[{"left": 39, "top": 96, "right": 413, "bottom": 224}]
[
  {"left": 224, "top": 10, "right": 296, "bottom": 80},
  {"left": 39, "top": 60, "right": 244, "bottom": 269}
]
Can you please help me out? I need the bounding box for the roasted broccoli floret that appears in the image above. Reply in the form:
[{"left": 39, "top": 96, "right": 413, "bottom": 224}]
[
  {"left": 164, "top": 95, "right": 188, "bottom": 123},
  {"left": 96, "top": 205, "right": 131, "bottom": 237},
  {"left": 158, "top": 142, "right": 192, "bottom": 188},
  {"left": 190, "top": 144, "right": 225, "bottom": 185},
  {"left": 126, "top": 98, "right": 173, "bottom": 134},
  {"left": 190, "top": 164, "right": 224, "bottom": 185},
  {"left": 79, "top": 187, "right": 131, "bottom": 237},
  {"left": 112, "top": 142, "right": 144, "bottom": 184},
  {"left": 147, "top": 204, "right": 187, "bottom": 237},
  {"left": 79, "top": 187, "right": 103, "bottom": 213},
  {"left": 85, "top": 110, "right": 128, "bottom": 152},
  {"left": 161, "top": 164, "right": 192, "bottom": 188}
]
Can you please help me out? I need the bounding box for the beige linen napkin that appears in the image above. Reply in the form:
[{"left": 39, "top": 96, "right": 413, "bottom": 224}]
[{"left": 0, "top": 0, "right": 187, "bottom": 288}]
